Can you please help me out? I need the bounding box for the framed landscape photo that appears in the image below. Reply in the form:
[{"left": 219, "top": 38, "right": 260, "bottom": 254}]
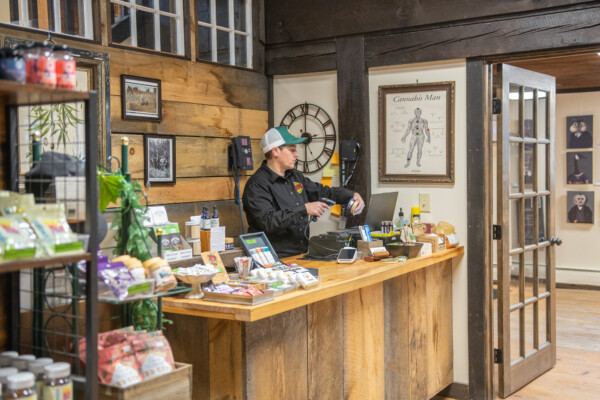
[
  {"left": 378, "top": 81, "right": 455, "bottom": 183},
  {"left": 121, "top": 75, "right": 162, "bottom": 121},
  {"left": 144, "top": 134, "right": 176, "bottom": 185}
]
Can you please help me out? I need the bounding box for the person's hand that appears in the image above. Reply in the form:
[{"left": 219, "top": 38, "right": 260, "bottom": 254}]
[
  {"left": 351, "top": 193, "right": 365, "bottom": 215},
  {"left": 306, "top": 201, "right": 330, "bottom": 218}
]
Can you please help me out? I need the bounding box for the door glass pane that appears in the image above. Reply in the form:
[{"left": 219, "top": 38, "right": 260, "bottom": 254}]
[
  {"left": 525, "top": 303, "right": 535, "bottom": 355},
  {"left": 216, "top": 29, "right": 230, "bottom": 63},
  {"left": 539, "top": 247, "right": 549, "bottom": 294},
  {"left": 509, "top": 254, "right": 522, "bottom": 308},
  {"left": 59, "top": 0, "right": 89, "bottom": 38},
  {"left": 197, "top": 26, "right": 211, "bottom": 61},
  {"left": 524, "top": 145, "right": 535, "bottom": 192},
  {"left": 510, "top": 142, "right": 521, "bottom": 193},
  {"left": 524, "top": 198, "right": 536, "bottom": 246},
  {"left": 136, "top": 0, "right": 154, "bottom": 6},
  {"left": 537, "top": 91, "right": 548, "bottom": 139},
  {"left": 509, "top": 199, "right": 521, "bottom": 249},
  {"left": 538, "top": 297, "right": 548, "bottom": 345},
  {"left": 511, "top": 310, "right": 522, "bottom": 362},
  {"left": 136, "top": 10, "right": 155, "bottom": 51},
  {"left": 538, "top": 144, "right": 548, "bottom": 191},
  {"left": 509, "top": 84, "right": 521, "bottom": 137},
  {"left": 538, "top": 196, "right": 548, "bottom": 243},
  {"left": 524, "top": 87, "right": 534, "bottom": 138},
  {"left": 524, "top": 250, "right": 534, "bottom": 301}
]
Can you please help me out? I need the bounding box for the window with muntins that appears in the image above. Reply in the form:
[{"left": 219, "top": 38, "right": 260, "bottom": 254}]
[
  {"left": 197, "top": 0, "right": 252, "bottom": 68},
  {"left": 0, "top": 0, "right": 94, "bottom": 39},
  {"left": 110, "top": 0, "right": 185, "bottom": 56}
]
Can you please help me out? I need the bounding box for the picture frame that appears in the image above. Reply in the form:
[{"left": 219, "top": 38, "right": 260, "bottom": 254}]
[
  {"left": 566, "top": 151, "right": 593, "bottom": 184},
  {"left": 566, "top": 191, "right": 594, "bottom": 224},
  {"left": 378, "top": 81, "right": 455, "bottom": 183},
  {"left": 121, "top": 75, "right": 162, "bottom": 121},
  {"left": 566, "top": 115, "right": 593, "bottom": 149},
  {"left": 144, "top": 134, "right": 176, "bottom": 185}
]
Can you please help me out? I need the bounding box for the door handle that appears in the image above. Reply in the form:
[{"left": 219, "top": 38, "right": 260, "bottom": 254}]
[{"left": 550, "top": 236, "right": 562, "bottom": 246}]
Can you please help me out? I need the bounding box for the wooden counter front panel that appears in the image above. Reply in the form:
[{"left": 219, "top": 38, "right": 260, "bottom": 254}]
[{"left": 164, "top": 258, "right": 454, "bottom": 400}]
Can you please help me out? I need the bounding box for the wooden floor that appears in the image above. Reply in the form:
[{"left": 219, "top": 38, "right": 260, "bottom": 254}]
[{"left": 436, "top": 287, "right": 600, "bottom": 399}]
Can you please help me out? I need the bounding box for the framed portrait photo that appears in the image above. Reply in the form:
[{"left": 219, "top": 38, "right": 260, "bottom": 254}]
[
  {"left": 566, "top": 191, "right": 594, "bottom": 224},
  {"left": 566, "top": 151, "right": 593, "bottom": 184},
  {"left": 121, "top": 75, "right": 162, "bottom": 121},
  {"left": 378, "top": 81, "right": 455, "bottom": 183},
  {"left": 566, "top": 115, "right": 593, "bottom": 149},
  {"left": 144, "top": 134, "right": 176, "bottom": 185}
]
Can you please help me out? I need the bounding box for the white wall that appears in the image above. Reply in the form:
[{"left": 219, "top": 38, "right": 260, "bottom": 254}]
[
  {"left": 273, "top": 72, "right": 342, "bottom": 235},
  {"left": 369, "top": 60, "right": 468, "bottom": 383},
  {"left": 273, "top": 61, "right": 469, "bottom": 384},
  {"left": 555, "top": 92, "right": 600, "bottom": 285}
]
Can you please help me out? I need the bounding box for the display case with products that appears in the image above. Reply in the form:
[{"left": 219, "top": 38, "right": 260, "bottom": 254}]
[{"left": 0, "top": 80, "right": 99, "bottom": 400}]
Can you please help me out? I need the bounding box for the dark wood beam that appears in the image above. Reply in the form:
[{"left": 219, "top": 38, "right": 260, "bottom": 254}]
[
  {"left": 265, "top": 40, "right": 336, "bottom": 76},
  {"left": 365, "top": 4, "right": 600, "bottom": 68},
  {"left": 336, "top": 36, "right": 370, "bottom": 224},
  {"left": 264, "top": 0, "right": 592, "bottom": 45},
  {"left": 466, "top": 60, "right": 493, "bottom": 400}
]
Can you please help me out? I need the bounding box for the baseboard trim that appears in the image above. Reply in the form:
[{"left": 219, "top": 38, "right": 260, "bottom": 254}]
[
  {"left": 436, "top": 382, "right": 469, "bottom": 400},
  {"left": 557, "top": 282, "right": 600, "bottom": 291}
]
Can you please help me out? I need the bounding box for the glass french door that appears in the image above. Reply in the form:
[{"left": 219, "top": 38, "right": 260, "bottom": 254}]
[{"left": 495, "top": 64, "right": 559, "bottom": 398}]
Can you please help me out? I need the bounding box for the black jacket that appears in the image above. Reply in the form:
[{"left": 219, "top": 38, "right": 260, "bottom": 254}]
[{"left": 242, "top": 161, "right": 354, "bottom": 258}]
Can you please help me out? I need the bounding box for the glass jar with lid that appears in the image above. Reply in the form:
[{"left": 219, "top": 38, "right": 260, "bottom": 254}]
[
  {"left": 5, "top": 372, "right": 36, "bottom": 399},
  {"left": 42, "top": 362, "right": 71, "bottom": 400},
  {"left": 27, "top": 359, "right": 53, "bottom": 399},
  {"left": 12, "top": 356, "right": 35, "bottom": 372},
  {"left": 0, "top": 367, "right": 19, "bottom": 397},
  {"left": 54, "top": 45, "right": 76, "bottom": 90},
  {"left": 0, "top": 352, "right": 19, "bottom": 368}
]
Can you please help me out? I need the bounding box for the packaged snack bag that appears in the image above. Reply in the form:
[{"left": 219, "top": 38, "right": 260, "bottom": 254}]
[
  {"left": 27, "top": 204, "right": 82, "bottom": 255},
  {"left": 98, "top": 344, "right": 142, "bottom": 388},
  {"left": 129, "top": 332, "right": 174, "bottom": 380},
  {"left": 0, "top": 215, "right": 37, "bottom": 261}
]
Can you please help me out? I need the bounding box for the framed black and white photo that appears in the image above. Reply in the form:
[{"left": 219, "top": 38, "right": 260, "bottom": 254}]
[
  {"left": 566, "top": 151, "right": 592, "bottom": 184},
  {"left": 121, "top": 75, "right": 162, "bottom": 121},
  {"left": 378, "top": 81, "right": 455, "bottom": 183},
  {"left": 566, "top": 191, "right": 594, "bottom": 224},
  {"left": 566, "top": 115, "right": 593, "bottom": 149},
  {"left": 144, "top": 135, "right": 176, "bottom": 185}
]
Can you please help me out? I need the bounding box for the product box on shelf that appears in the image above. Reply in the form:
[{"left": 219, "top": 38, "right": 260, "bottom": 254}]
[{"left": 99, "top": 362, "right": 192, "bottom": 400}]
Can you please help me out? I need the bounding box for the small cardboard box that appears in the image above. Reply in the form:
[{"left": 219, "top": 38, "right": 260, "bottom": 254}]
[
  {"left": 99, "top": 362, "right": 192, "bottom": 400},
  {"left": 357, "top": 239, "right": 384, "bottom": 257},
  {"left": 416, "top": 234, "right": 441, "bottom": 253}
]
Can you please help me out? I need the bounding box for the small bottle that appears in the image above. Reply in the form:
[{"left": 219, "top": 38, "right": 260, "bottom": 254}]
[
  {"left": 201, "top": 207, "right": 210, "bottom": 230},
  {"left": 0, "top": 352, "right": 19, "bottom": 368},
  {"left": 28, "top": 359, "right": 53, "bottom": 400},
  {"left": 42, "top": 363, "right": 71, "bottom": 400},
  {"left": 396, "top": 208, "right": 405, "bottom": 229},
  {"left": 411, "top": 206, "right": 421, "bottom": 224},
  {"left": 0, "top": 367, "right": 19, "bottom": 397},
  {"left": 12, "top": 356, "right": 35, "bottom": 372},
  {"left": 5, "top": 372, "right": 36, "bottom": 400},
  {"left": 210, "top": 206, "right": 219, "bottom": 228},
  {"left": 54, "top": 45, "right": 76, "bottom": 90}
]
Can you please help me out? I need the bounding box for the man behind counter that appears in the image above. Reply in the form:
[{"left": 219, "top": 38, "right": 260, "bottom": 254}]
[{"left": 242, "top": 126, "right": 365, "bottom": 258}]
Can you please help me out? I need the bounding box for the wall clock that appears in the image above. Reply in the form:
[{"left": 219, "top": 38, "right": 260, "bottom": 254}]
[{"left": 280, "top": 102, "right": 337, "bottom": 173}]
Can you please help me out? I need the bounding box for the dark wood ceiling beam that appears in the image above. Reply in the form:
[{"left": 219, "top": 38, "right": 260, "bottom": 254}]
[
  {"left": 266, "top": 40, "right": 336, "bottom": 75},
  {"left": 365, "top": 4, "right": 600, "bottom": 68}
]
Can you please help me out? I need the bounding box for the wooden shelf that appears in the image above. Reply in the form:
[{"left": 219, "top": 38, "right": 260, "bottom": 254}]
[
  {"left": 0, "top": 80, "right": 89, "bottom": 106},
  {"left": 0, "top": 252, "right": 91, "bottom": 273}
]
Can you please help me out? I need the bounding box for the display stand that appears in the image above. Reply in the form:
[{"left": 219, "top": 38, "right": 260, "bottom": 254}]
[{"left": 0, "top": 81, "right": 98, "bottom": 400}]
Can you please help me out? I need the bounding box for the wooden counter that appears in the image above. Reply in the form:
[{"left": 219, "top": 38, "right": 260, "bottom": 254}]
[{"left": 163, "top": 247, "right": 464, "bottom": 400}]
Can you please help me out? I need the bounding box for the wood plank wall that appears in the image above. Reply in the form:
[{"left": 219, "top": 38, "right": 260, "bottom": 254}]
[{"left": 0, "top": 1, "right": 268, "bottom": 350}]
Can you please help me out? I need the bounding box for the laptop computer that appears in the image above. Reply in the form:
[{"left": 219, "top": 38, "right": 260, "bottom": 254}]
[{"left": 343, "top": 191, "right": 399, "bottom": 232}]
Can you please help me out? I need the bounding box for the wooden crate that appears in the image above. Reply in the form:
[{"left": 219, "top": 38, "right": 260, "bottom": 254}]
[{"left": 99, "top": 362, "right": 192, "bottom": 400}]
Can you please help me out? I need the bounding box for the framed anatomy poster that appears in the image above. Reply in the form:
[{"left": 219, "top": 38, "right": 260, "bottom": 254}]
[{"left": 378, "top": 81, "right": 455, "bottom": 183}]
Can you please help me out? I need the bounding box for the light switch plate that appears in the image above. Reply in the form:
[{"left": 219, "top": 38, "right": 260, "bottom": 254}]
[{"left": 419, "top": 192, "right": 431, "bottom": 213}]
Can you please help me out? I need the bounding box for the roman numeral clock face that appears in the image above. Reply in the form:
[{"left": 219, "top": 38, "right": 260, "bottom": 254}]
[{"left": 280, "top": 103, "right": 337, "bottom": 173}]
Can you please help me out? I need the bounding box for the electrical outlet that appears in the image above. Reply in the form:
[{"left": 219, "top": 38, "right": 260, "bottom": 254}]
[{"left": 419, "top": 193, "right": 431, "bottom": 213}]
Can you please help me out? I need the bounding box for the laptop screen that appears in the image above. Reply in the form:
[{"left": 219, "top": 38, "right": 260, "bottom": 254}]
[{"left": 363, "top": 192, "right": 399, "bottom": 231}]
